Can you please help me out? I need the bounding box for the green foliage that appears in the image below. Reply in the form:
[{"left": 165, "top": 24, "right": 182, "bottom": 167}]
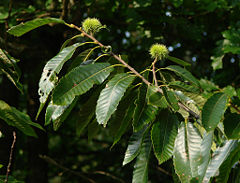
[
  {"left": 0, "top": 100, "right": 43, "bottom": 137},
  {"left": 223, "top": 112, "right": 240, "bottom": 139},
  {"left": 7, "top": 18, "right": 65, "bottom": 37},
  {"left": 132, "top": 134, "right": 152, "bottom": 183},
  {"left": 96, "top": 73, "right": 135, "bottom": 127},
  {"left": 52, "top": 63, "right": 113, "bottom": 105},
  {"left": 216, "top": 142, "right": 240, "bottom": 183},
  {"left": 1, "top": 1, "right": 240, "bottom": 182},
  {"left": 123, "top": 127, "right": 148, "bottom": 166},
  {"left": 173, "top": 122, "right": 202, "bottom": 182},
  {"left": 151, "top": 110, "right": 178, "bottom": 164},
  {"left": 203, "top": 140, "right": 237, "bottom": 182},
  {"left": 202, "top": 93, "right": 228, "bottom": 131},
  {"left": 166, "top": 56, "right": 191, "bottom": 67},
  {"left": 165, "top": 65, "right": 200, "bottom": 87},
  {"left": 133, "top": 84, "right": 158, "bottom": 131},
  {"left": 0, "top": 49, "right": 23, "bottom": 93}
]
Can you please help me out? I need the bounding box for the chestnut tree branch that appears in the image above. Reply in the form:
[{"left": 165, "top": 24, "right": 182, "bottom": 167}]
[{"left": 66, "top": 23, "right": 200, "bottom": 119}]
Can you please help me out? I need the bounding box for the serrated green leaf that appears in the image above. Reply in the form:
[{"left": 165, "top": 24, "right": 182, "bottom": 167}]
[
  {"left": 216, "top": 142, "right": 240, "bottom": 183},
  {"left": 67, "top": 48, "right": 95, "bottom": 72},
  {"left": 123, "top": 127, "right": 148, "bottom": 166},
  {"left": 174, "top": 91, "right": 200, "bottom": 118},
  {"left": 167, "top": 55, "right": 191, "bottom": 67},
  {"left": 45, "top": 97, "right": 78, "bottom": 130},
  {"left": 45, "top": 102, "right": 69, "bottom": 126},
  {"left": 37, "top": 43, "right": 83, "bottom": 117},
  {"left": 169, "top": 81, "right": 200, "bottom": 93},
  {"left": 132, "top": 134, "right": 152, "bottom": 183},
  {"left": 165, "top": 65, "right": 200, "bottom": 87},
  {"left": 199, "top": 79, "right": 219, "bottom": 92},
  {"left": 182, "top": 91, "right": 206, "bottom": 108},
  {"left": 173, "top": 122, "right": 202, "bottom": 182},
  {"left": 223, "top": 113, "right": 240, "bottom": 139},
  {"left": 151, "top": 110, "right": 178, "bottom": 164},
  {"left": 60, "top": 34, "right": 91, "bottom": 51},
  {"left": 203, "top": 140, "right": 238, "bottom": 182},
  {"left": 162, "top": 87, "right": 180, "bottom": 111},
  {"left": 202, "top": 93, "right": 228, "bottom": 132},
  {"left": 7, "top": 18, "right": 65, "bottom": 37},
  {"left": 111, "top": 100, "right": 135, "bottom": 148},
  {"left": 76, "top": 88, "right": 102, "bottom": 136},
  {"left": 52, "top": 63, "right": 114, "bottom": 105},
  {"left": 96, "top": 73, "right": 135, "bottom": 127},
  {"left": 146, "top": 85, "right": 168, "bottom": 108},
  {"left": 133, "top": 84, "right": 158, "bottom": 132},
  {"left": 0, "top": 100, "right": 43, "bottom": 137},
  {"left": 198, "top": 132, "right": 213, "bottom": 182}
]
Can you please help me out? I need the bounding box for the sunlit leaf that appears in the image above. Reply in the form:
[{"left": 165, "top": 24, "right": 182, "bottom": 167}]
[
  {"left": 123, "top": 127, "right": 148, "bottom": 166},
  {"left": 173, "top": 122, "right": 202, "bottom": 182},
  {"left": 37, "top": 43, "right": 83, "bottom": 118},
  {"left": 202, "top": 93, "right": 228, "bottom": 132},
  {"left": 203, "top": 140, "right": 238, "bottom": 182},
  {"left": 216, "top": 142, "right": 240, "bottom": 183},
  {"left": 52, "top": 63, "right": 114, "bottom": 105},
  {"left": 132, "top": 134, "right": 152, "bottom": 183},
  {"left": 96, "top": 73, "right": 135, "bottom": 127}
]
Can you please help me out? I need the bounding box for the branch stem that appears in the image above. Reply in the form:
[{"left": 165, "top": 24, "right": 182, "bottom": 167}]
[
  {"left": 152, "top": 58, "right": 158, "bottom": 87},
  {"left": 5, "top": 131, "right": 16, "bottom": 183}
]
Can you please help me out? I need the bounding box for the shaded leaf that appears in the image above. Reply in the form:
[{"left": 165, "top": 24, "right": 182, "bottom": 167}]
[
  {"left": 52, "top": 63, "right": 114, "bottom": 105},
  {"left": 202, "top": 93, "right": 228, "bottom": 132},
  {"left": 165, "top": 65, "right": 200, "bottom": 87},
  {"left": 7, "top": 18, "right": 65, "bottom": 37},
  {"left": 167, "top": 55, "right": 191, "bottom": 67},
  {"left": 162, "top": 87, "right": 179, "bottom": 111},
  {"left": 133, "top": 84, "right": 158, "bottom": 131},
  {"left": 0, "top": 49, "right": 23, "bottom": 92},
  {"left": 68, "top": 48, "right": 95, "bottom": 71},
  {"left": 132, "top": 134, "right": 152, "bottom": 183},
  {"left": 0, "top": 100, "right": 43, "bottom": 137},
  {"left": 169, "top": 81, "right": 200, "bottom": 93},
  {"left": 123, "top": 127, "right": 148, "bottom": 166},
  {"left": 96, "top": 73, "right": 135, "bottom": 127},
  {"left": 146, "top": 85, "right": 168, "bottom": 108},
  {"left": 151, "top": 110, "right": 179, "bottom": 164},
  {"left": 111, "top": 100, "right": 135, "bottom": 148},
  {"left": 76, "top": 88, "right": 102, "bottom": 136},
  {"left": 223, "top": 112, "right": 240, "bottom": 139}
]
